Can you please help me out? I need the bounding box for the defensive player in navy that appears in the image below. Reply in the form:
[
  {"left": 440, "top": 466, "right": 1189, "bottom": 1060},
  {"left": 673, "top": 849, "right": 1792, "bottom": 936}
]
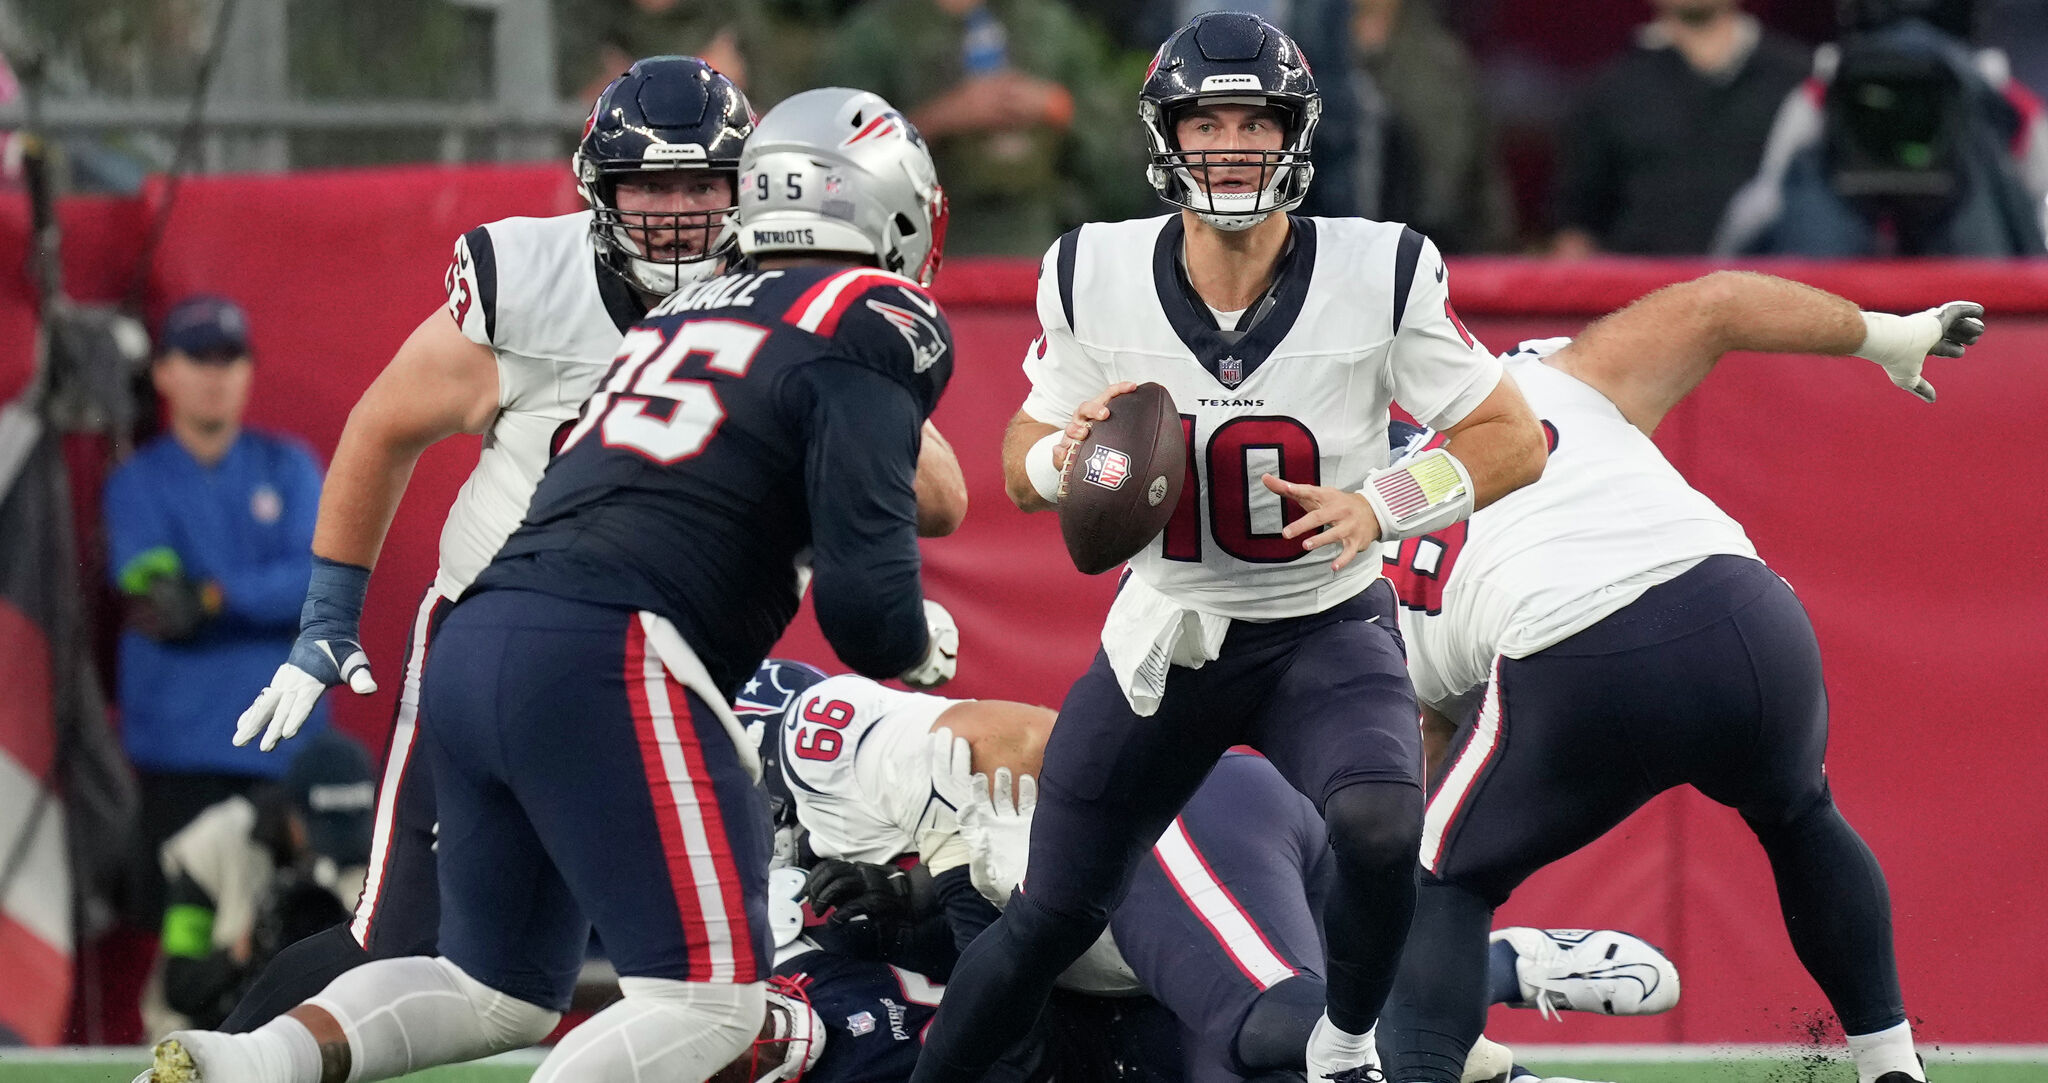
[
  {"left": 149, "top": 86, "right": 958, "bottom": 1083},
  {"left": 1373, "top": 274, "right": 1984, "bottom": 1083},
  {"left": 915, "top": 13, "right": 1547, "bottom": 1082},
  {"left": 769, "top": 670, "right": 1678, "bottom": 1083},
  {"left": 204, "top": 56, "right": 967, "bottom": 1040}
]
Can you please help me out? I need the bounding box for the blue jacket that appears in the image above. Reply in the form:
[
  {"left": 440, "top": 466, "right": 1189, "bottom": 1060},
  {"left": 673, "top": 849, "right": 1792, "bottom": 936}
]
[{"left": 104, "top": 430, "right": 327, "bottom": 776}]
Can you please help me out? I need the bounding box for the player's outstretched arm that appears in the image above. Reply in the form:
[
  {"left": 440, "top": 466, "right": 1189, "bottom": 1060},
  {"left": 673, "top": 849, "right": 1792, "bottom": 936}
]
[
  {"left": 234, "top": 309, "right": 498, "bottom": 752},
  {"left": 916, "top": 420, "right": 969, "bottom": 537},
  {"left": 1551, "top": 270, "right": 1987, "bottom": 435}
]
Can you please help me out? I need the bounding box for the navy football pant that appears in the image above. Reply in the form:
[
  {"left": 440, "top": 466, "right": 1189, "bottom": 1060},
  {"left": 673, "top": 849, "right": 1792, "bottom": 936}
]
[
  {"left": 1385, "top": 556, "right": 1905, "bottom": 1083},
  {"left": 914, "top": 582, "right": 1424, "bottom": 1083},
  {"left": 424, "top": 588, "right": 771, "bottom": 1010},
  {"left": 224, "top": 587, "right": 452, "bottom": 1032}
]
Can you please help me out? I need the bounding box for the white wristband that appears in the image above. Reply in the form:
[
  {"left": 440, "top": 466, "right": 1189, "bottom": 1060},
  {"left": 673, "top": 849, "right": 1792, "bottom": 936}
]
[
  {"left": 1025, "top": 429, "right": 1066, "bottom": 505},
  {"left": 1359, "top": 446, "right": 1476, "bottom": 542}
]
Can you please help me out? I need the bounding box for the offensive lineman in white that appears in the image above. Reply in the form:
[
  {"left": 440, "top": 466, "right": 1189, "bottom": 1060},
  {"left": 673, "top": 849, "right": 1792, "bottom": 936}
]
[
  {"left": 912, "top": 13, "right": 1547, "bottom": 1083},
  {"left": 1374, "top": 273, "right": 1984, "bottom": 1083},
  {"left": 194, "top": 56, "right": 966, "bottom": 1044}
]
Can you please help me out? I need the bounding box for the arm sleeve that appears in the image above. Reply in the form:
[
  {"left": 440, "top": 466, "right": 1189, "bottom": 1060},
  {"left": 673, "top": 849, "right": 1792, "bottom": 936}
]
[
  {"left": 103, "top": 460, "right": 184, "bottom": 592},
  {"left": 1388, "top": 233, "right": 1505, "bottom": 431},
  {"left": 1019, "top": 232, "right": 1112, "bottom": 426},
  {"left": 796, "top": 361, "right": 931, "bottom": 679},
  {"left": 212, "top": 443, "right": 321, "bottom": 628}
]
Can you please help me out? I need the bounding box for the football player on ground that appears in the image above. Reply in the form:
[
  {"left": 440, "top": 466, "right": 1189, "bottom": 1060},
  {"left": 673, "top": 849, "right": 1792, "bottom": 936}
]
[
  {"left": 210, "top": 57, "right": 968, "bottom": 1037},
  {"left": 770, "top": 668, "right": 1677, "bottom": 1083},
  {"left": 148, "top": 86, "right": 958, "bottom": 1083},
  {"left": 1373, "top": 274, "right": 1984, "bottom": 1083},
  {"left": 915, "top": 12, "right": 1548, "bottom": 1082}
]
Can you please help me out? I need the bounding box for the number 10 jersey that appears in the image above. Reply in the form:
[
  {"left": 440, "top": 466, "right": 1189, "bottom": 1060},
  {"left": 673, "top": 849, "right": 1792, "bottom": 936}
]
[{"left": 1022, "top": 214, "right": 1506, "bottom": 620}]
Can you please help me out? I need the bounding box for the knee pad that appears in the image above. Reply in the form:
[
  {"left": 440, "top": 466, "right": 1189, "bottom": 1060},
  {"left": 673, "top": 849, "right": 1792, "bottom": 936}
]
[
  {"left": 531, "top": 979, "right": 766, "bottom": 1083},
  {"left": 1324, "top": 782, "right": 1425, "bottom": 872},
  {"left": 439, "top": 957, "right": 562, "bottom": 1051}
]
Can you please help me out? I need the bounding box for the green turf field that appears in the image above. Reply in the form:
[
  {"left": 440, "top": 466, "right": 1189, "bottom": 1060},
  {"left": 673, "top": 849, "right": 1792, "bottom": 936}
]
[{"left": 4, "top": 1049, "right": 2040, "bottom": 1082}]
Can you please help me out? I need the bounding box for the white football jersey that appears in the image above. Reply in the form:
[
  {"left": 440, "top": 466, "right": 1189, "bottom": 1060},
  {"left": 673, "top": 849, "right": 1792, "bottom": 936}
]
[
  {"left": 1389, "top": 346, "right": 1760, "bottom": 707},
  {"left": 1023, "top": 215, "right": 1504, "bottom": 619},
  {"left": 435, "top": 210, "right": 646, "bottom": 597},
  {"left": 780, "top": 676, "right": 1142, "bottom": 995},
  {"left": 780, "top": 675, "right": 961, "bottom": 865}
]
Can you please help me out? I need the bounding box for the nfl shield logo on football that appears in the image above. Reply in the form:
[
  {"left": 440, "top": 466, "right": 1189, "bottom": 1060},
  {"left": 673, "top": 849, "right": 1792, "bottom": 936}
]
[
  {"left": 1219, "top": 355, "right": 1243, "bottom": 384},
  {"left": 1083, "top": 445, "right": 1131, "bottom": 490},
  {"left": 847, "top": 1011, "right": 876, "bottom": 1036}
]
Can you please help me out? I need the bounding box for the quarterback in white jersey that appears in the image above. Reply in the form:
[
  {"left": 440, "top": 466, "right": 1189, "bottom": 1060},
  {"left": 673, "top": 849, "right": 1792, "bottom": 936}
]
[
  {"left": 917, "top": 15, "right": 1547, "bottom": 1083},
  {"left": 1377, "top": 272, "right": 1984, "bottom": 1083}
]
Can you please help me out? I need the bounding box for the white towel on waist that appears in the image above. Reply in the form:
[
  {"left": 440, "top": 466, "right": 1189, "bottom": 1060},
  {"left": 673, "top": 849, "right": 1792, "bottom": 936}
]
[
  {"left": 1101, "top": 572, "right": 1231, "bottom": 716},
  {"left": 638, "top": 611, "right": 762, "bottom": 783}
]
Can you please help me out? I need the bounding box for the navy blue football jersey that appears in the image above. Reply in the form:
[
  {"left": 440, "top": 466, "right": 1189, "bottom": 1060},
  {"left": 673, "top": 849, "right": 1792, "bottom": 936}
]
[
  {"left": 774, "top": 949, "right": 943, "bottom": 1083},
  {"left": 472, "top": 265, "right": 953, "bottom": 694}
]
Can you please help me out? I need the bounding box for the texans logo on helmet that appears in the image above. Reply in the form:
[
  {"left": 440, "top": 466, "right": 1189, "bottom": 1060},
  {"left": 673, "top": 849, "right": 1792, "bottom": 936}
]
[
  {"left": 866, "top": 296, "right": 948, "bottom": 374},
  {"left": 736, "top": 659, "right": 828, "bottom": 717},
  {"left": 1083, "top": 445, "right": 1132, "bottom": 490}
]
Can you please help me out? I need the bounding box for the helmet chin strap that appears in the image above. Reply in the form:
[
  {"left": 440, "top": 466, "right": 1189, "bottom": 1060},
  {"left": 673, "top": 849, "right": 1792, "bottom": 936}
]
[{"left": 1174, "top": 166, "right": 1289, "bottom": 231}]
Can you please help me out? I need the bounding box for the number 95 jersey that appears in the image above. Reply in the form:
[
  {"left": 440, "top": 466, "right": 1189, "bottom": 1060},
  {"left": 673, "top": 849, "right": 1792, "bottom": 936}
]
[{"left": 1024, "top": 215, "right": 1504, "bottom": 620}]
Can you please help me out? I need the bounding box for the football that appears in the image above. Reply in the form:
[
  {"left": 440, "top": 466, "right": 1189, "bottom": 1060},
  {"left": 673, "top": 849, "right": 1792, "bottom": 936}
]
[{"left": 1058, "top": 382, "right": 1187, "bottom": 575}]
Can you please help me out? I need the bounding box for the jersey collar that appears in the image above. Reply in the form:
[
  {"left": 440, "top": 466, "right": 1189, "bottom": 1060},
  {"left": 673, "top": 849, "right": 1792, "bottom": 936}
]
[
  {"left": 594, "top": 255, "right": 653, "bottom": 334},
  {"left": 1152, "top": 215, "right": 1316, "bottom": 389}
]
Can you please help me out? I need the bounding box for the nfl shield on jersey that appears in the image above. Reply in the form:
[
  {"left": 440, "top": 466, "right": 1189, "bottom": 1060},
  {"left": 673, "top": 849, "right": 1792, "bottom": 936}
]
[
  {"left": 1385, "top": 346, "right": 1758, "bottom": 707},
  {"left": 1023, "top": 215, "right": 1504, "bottom": 620},
  {"left": 436, "top": 210, "right": 648, "bottom": 597}
]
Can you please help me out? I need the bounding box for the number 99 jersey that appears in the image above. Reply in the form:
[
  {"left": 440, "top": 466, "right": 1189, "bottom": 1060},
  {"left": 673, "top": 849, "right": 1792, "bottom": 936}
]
[{"left": 1024, "top": 215, "right": 1504, "bottom": 620}]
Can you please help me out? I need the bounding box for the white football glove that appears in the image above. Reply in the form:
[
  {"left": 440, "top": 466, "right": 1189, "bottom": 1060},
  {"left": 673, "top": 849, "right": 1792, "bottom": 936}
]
[
  {"left": 927, "top": 727, "right": 1036, "bottom": 905},
  {"left": 235, "top": 558, "right": 378, "bottom": 752},
  {"left": 898, "top": 598, "right": 959, "bottom": 690},
  {"left": 1854, "top": 300, "right": 1986, "bottom": 404}
]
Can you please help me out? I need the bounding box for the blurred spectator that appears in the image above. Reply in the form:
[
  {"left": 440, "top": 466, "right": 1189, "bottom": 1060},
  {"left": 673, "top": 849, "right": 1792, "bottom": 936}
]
[
  {"left": 141, "top": 731, "right": 374, "bottom": 1036},
  {"left": 822, "top": 0, "right": 1150, "bottom": 255},
  {"left": 1350, "top": 0, "right": 1514, "bottom": 250},
  {"left": 555, "top": 0, "right": 763, "bottom": 104},
  {"left": 104, "top": 295, "right": 327, "bottom": 924},
  {"left": 1552, "top": 0, "right": 1808, "bottom": 255},
  {"left": 1715, "top": 0, "right": 2048, "bottom": 256}
]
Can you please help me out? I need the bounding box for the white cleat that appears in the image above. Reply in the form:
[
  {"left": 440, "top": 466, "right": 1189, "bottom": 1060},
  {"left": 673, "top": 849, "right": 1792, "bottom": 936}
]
[{"left": 1492, "top": 927, "right": 1680, "bottom": 1019}]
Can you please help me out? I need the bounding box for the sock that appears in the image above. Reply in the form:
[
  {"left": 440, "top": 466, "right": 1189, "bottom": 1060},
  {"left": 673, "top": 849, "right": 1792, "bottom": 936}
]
[
  {"left": 1484, "top": 939, "right": 1522, "bottom": 1006},
  {"left": 1304, "top": 1013, "right": 1378, "bottom": 1075},
  {"left": 1846, "top": 1020, "right": 1922, "bottom": 1083}
]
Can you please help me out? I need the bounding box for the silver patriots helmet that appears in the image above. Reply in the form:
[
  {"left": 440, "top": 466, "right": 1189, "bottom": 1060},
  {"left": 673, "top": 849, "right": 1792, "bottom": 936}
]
[
  {"left": 735, "top": 87, "right": 949, "bottom": 286},
  {"left": 1139, "top": 11, "right": 1321, "bottom": 231}
]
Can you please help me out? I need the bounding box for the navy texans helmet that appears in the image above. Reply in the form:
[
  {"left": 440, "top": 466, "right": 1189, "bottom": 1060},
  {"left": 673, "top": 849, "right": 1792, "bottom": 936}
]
[
  {"left": 1139, "top": 12, "right": 1322, "bottom": 231},
  {"left": 575, "top": 56, "right": 754, "bottom": 295},
  {"left": 736, "top": 658, "right": 830, "bottom": 841}
]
